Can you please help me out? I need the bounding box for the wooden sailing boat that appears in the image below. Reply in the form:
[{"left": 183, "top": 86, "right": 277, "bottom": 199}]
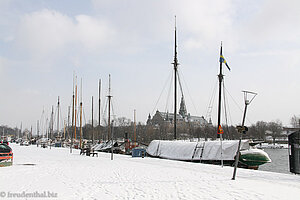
[
  {"left": 146, "top": 22, "right": 271, "bottom": 169},
  {"left": 92, "top": 75, "right": 123, "bottom": 154}
]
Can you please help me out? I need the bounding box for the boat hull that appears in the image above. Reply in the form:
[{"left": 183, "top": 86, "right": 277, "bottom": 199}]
[
  {"left": 0, "top": 160, "right": 13, "bottom": 167},
  {"left": 239, "top": 149, "right": 271, "bottom": 168},
  {"left": 0, "top": 144, "right": 13, "bottom": 167}
]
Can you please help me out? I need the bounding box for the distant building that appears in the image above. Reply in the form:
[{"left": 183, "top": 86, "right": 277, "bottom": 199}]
[
  {"left": 265, "top": 130, "right": 289, "bottom": 143},
  {"left": 147, "top": 96, "right": 208, "bottom": 127}
]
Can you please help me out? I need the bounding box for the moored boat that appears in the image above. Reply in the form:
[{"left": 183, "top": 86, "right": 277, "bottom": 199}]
[
  {"left": 0, "top": 143, "right": 13, "bottom": 167},
  {"left": 147, "top": 140, "right": 271, "bottom": 169},
  {"left": 239, "top": 149, "right": 271, "bottom": 169}
]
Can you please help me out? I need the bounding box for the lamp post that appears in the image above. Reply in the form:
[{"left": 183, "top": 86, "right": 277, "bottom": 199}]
[{"left": 232, "top": 91, "right": 257, "bottom": 180}]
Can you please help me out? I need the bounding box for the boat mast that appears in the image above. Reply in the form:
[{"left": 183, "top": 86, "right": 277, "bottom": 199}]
[
  {"left": 30, "top": 126, "right": 32, "bottom": 141},
  {"left": 217, "top": 43, "right": 224, "bottom": 167},
  {"left": 37, "top": 120, "right": 39, "bottom": 138},
  {"left": 107, "top": 75, "right": 112, "bottom": 141},
  {"left": 50, "top": 105, "right": 54, "bottom": 149},
  {"left": 134, "top": 109, "right": 136, "bottom": 146},
  {"left": 20, "top": 122, "right": 22, "bottom": 139},
  {"left": 92, "top": 96, "right": 94, "bottom": 144},
  {"left": 172, "top": 16, "right": 179, "bottom": 140},
  {"left": 67, "top": 106, "right": 70, "bottom": 140},
  {"left": 98, "top": 79, "right": 101, "bottom": 141},
  {"left": 80, "top": 78, "right": 83, "bottom": 149},
  {"left": 74, "top": 79, "right": 77, "bottom": 141},
  {"left": 46, "top": 118, "right": 48, "bottom": 141},
  {"left": 217, "top": 43, "right": 223, "bottom": 139},
  {"left": 57, "top": 96, "right": 60, "bottom": 140},
  {"left": 71, "top": 73, "right": 75, "bottom": 153},
  {"left": 64, "top": 120, "right": 66, "bottom": 140},
  {"left": 18, "top": 123, "right": 20, "bottom": 139}
]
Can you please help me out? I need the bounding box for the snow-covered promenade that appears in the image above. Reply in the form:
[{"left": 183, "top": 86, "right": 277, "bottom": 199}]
[{"left": 1, "top": 144, "right": 300, "bottom": 200}]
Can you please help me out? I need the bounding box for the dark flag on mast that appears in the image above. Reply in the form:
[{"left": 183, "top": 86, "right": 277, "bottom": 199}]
[{"left": 220, "top": 54, "right": 231, "bottom": 71}]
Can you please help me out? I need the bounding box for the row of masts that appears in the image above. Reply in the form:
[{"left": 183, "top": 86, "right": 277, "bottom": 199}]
[
  {"left": 21, "top": 72, "right": 139, "bottom": 149},
  {"left": 70, "top": 75, "right": 102, "bottom": 149},
  {"left": 22, "top": 19, "right": 225, "bottom": 144},
  {"left": 23, "top": 76, "right": 101, "bottom": 148}
]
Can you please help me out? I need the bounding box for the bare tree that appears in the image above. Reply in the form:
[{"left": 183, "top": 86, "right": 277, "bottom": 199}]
[
  {"left": 256, "top": 121, "right": 268, "bottom": 140},
  {"left": 267, "top": 120, "right": 283, "bottom": 144}
]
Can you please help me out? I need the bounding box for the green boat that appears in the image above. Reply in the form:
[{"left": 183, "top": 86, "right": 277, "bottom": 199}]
[{"left": 239, "top": 149, "right": 271, "bottom": 169}]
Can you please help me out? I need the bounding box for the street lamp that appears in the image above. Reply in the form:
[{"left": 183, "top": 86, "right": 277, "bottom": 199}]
[{"left": 232, "top": 90, "right": 257, "bottom": 180}]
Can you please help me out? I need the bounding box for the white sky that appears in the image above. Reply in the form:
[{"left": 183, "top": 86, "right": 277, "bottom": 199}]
[{"left": 1, "top": 0, "right": 300, "bottom": 131}]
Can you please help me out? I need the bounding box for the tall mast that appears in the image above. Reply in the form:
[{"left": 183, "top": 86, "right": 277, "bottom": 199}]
[
  {"left": 134, "top": 109, "right": 136, "bottom": 145},
  {"left": 18, "top": 123, "right": 20, "bottom": 139},
  {"left": 51, "top": 106, "right": 54, "bottom": 138},
  {"left": 74, "top": 80, "right": 77, "bottom": 140},
  {"left": 64, "top": 120, "right": 66, "bottom": 140},
  {"left": 98, "top": 79, "right": 101, "bottom": 141},
  {"left": 217, "top": 43, "right": 223, "bottom": 138},
  {"left": 172, "top": 16, "right": 179, "bottom": 140},
  {"left": 92, "top": 96, "right": 94, "bottom": 144},
  {"left": 67, "top": 106, "right": 70, "bottom": 139},
  {"left": 50, "top": 105, "right": 54, "bottom": 149},
  {"left": 71, "top": 73, "right": 75, "bottom": 153},
  {"left": 57, "top": 96, "right": 60, "bottom": 139},
  {"left": 107, "top": 75, "right": 112, "bottom": 140},
  {"left": 41, "top": 108, "right": 44, "bottom": 138},
  {"left": 80, "top": 78, "right": 83, "bottom": 149},
  {"left": 46, "top": 118, "right": 48, "bottom": 139},
  {"left": 37, "top": 120, "right": 39, "bottom": 138},
  {"left": 217, "top": 42, "right": 229, "bottom": 167},
  {"left": 20, "top": 122, "right": 22, "bottom": 138}
]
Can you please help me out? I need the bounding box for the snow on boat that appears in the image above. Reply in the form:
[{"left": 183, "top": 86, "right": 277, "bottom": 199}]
[
  {"left": 146, "top": 140, "right": 271, "bottom": 169},
  {"left": 239, "top": 149, "right": 271, "bottom": 168},
  {"left": 92, "top": 141, "right": 123, "bottom": 153}
]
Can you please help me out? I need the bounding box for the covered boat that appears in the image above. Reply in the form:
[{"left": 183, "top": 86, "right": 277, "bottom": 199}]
[
  {"left": 92, "top": 140, "right": 123, "bottom": 153},
  {"left": 146, "top": 140, "right": 271, "bottom": 169}
]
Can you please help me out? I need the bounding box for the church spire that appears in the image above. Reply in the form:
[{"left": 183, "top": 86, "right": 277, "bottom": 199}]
[{"left": 179, "top": 95, "right": 187, "bottom": 118}]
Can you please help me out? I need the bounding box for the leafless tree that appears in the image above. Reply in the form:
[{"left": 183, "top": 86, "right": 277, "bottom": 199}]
[{"left": 267, "top": 120, "right": 283, "bottom": 144}]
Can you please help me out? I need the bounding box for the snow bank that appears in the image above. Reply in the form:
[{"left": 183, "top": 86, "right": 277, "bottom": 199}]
[{"left": 2, "top": 144, "right": 299, "bottom": 200}]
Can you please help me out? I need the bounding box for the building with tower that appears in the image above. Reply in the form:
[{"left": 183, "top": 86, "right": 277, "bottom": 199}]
[{"left": 147, "top": 96, "right": 208, "bottom": 127}]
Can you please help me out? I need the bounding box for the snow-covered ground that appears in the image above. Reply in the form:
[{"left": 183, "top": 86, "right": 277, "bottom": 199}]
[{"left": 1, "top": 144, "right": 300, "bottom": 200}]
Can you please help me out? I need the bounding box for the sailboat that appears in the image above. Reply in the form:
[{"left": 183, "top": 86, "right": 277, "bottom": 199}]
[
  {"left": 146, "top": 21, "right": 271, "bottom": 169},
  {"left": 92, "top": 75, "right": 122, "bottom": 153}
]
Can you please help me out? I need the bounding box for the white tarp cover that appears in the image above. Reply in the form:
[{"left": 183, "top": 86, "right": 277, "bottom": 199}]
[
  {"left": 147, "top": 140, "right": 250, "bottom": 161},
  {"left": 93, "top": 141, "right": 115, "bottom": 151}
]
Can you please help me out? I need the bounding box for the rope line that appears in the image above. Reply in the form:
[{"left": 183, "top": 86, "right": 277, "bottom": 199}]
[{"left": 151, "top": 71, "right": 173, "bottom": 115}]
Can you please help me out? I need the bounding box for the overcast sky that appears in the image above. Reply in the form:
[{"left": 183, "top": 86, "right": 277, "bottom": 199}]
[{"left": 1, "top": 0, "right": 300, "bottom": 132}]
